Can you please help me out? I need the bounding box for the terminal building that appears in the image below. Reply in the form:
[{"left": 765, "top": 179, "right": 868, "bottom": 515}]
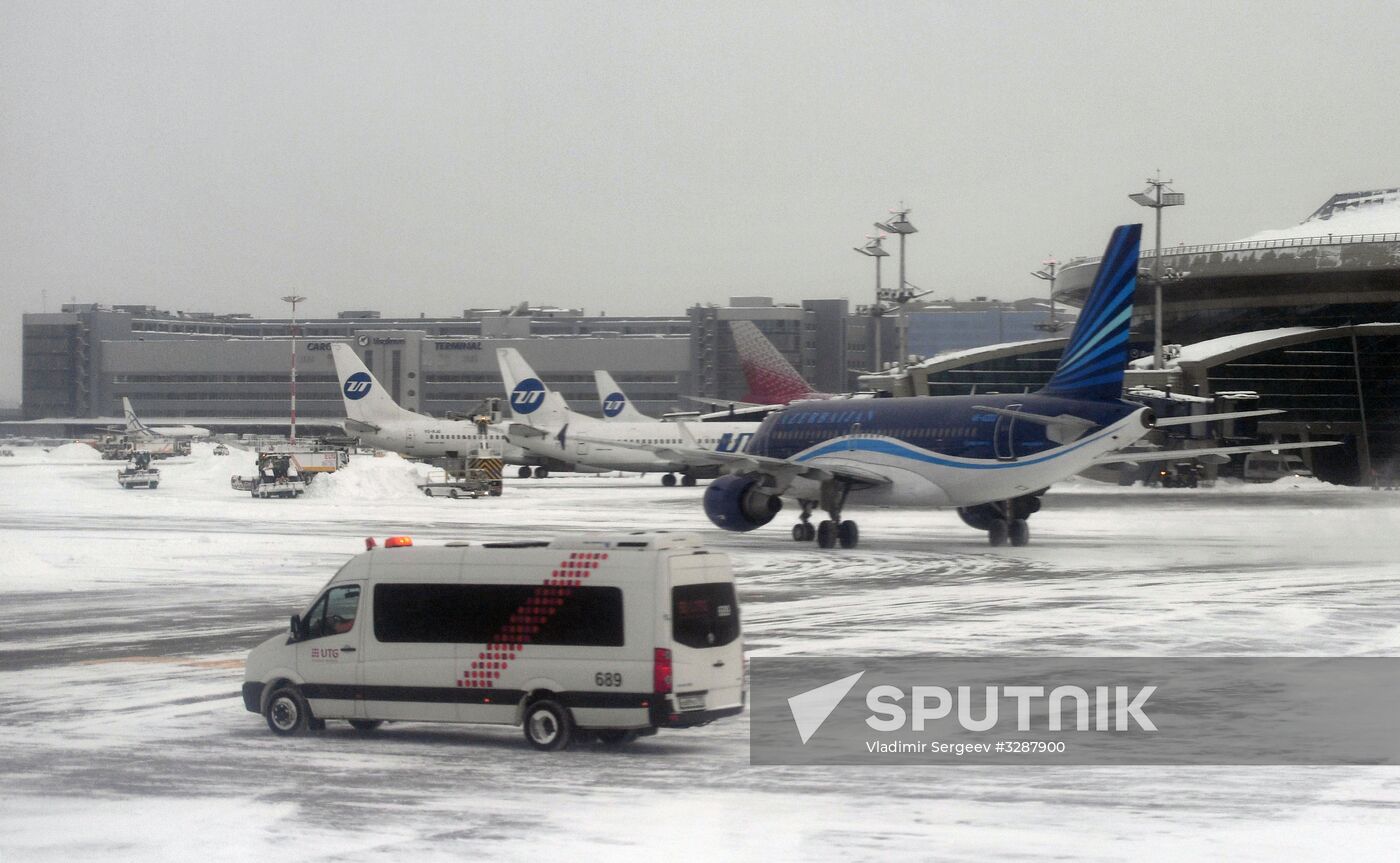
[
  {"left": 19, "top": 297, "right": 875, "bottom": 427},
  {"left": 861, "top": 189, "right": 1400, "bottom": 485}
]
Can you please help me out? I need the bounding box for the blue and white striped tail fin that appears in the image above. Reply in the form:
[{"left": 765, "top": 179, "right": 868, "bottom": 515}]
[{"left": 1040, "top": 223, "right": 1142, "bottom": 402}]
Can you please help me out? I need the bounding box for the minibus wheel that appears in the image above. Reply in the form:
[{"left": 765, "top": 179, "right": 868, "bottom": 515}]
[
  {"left": 265, "top": 686, "right": 311, "bottom": 736},
  {"left": 523, "top": 699, "right": 574, "bottom": 751}
]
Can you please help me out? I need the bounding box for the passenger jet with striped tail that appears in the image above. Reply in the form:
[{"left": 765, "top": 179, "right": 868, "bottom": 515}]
[{"left": 615, "top": 224, "right": 1333, "bottom": 549}]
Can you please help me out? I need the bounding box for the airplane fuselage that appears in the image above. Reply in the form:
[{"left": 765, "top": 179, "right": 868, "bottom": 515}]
[
  {"left": 750, "top": 394, "right": 1153, "bottom": 507},
  {"left": 351, "top": 418, "right": 533, "bottom": 465},
  {"left": 514, "top": 418, "right": 761, "bottom": 474}
]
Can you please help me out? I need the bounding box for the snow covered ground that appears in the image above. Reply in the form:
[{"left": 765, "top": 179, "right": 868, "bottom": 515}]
[{"left": 3, "top": 444, "right": 1400, "bottom": 861}]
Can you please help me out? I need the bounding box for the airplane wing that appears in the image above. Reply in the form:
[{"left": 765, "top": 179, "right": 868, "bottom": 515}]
[
  {"left": 570, "top": 426, "right": 894, "bottom": 488},
  {"left": 681, "top": 395, "right": 766, "bottom": 410},
  {"left": 694, "top": 403, "right": 786, "bottom": 422},
  {"left": 1093, "top": 439, "right": 1338, "bottom": 466},
  {"left": 1151, "top": 409, "right": 1284, "bottom": 427}
]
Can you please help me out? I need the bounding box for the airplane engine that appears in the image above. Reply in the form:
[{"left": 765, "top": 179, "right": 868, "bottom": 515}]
[
  {"left": 956, "top": 493, "right": 1043, "bottom": 530},
  {"left": 703, "top": 475, "right": 783, "bottom": 531}
]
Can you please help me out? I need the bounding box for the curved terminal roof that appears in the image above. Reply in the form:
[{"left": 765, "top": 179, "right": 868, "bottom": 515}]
[
  {"left": 1133, "top": 323, "right": 1400, "bottom": 371},
  {"left": 1055, "top": 189, "right": 1400, "bottom": 309},
  {"left": 907, "top": 337, "right": 1069, "bottom": 373}
]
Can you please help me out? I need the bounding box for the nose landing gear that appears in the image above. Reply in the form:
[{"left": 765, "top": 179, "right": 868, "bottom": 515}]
[{"left": 791, "top": 500, "right": 816, "bottom": 541}]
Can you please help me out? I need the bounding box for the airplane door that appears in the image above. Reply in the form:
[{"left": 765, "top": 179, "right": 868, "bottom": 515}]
[
  {"left": 993, "top": 404, "right": 1022, "bottom": 461},
  {"left": 405, "top": 429, "right": 415, "bottom": 452},
  {"left": 577, "top": 441, "right": 590, "bottom": 457}
]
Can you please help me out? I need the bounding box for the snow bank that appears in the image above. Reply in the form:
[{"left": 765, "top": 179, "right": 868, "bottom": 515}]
[
  {"left": 44, "top": 442, "right": 104, "bottom": 462},
  {"left": 154, "top": 444, "right": 258, "bottom": 491},
  {"left": 303, "top": 451, "right": 430, "bottom": 501}
]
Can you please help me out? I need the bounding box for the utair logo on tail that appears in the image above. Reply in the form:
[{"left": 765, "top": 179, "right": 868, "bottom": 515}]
[
  {"left": 602, "top": 392, "right": 626, "bottom": 418},
  {"left": 511, "top": 378, "right": 547, "bottom": 414},
  {"left": 343, "top": 372, "right": 372, "bottom": 400}
]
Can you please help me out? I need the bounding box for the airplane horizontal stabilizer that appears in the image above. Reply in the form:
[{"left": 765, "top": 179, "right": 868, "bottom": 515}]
[
  {"left": 1151, "top": 409, "right": 1285, "bottom": 428},
  {"left": 681, "top": 395, "right": 764, "bottom": 410},
  {"left": 1092, "top": 439, "right": 1339, "bottom": 466},
  {"left": 507, "top": 422, "right": 548, "bottom": 439}
]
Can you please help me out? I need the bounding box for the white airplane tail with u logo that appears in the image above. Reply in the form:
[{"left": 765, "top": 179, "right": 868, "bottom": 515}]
[
  {"left": 495, "top": 348, "right": 575, "bottom": 428},
  {"left": 330, "top": 344, "right": 416, "bottom": 428},
  {"left": 593, "top": 370, "right": 652, "bottom": 422}
]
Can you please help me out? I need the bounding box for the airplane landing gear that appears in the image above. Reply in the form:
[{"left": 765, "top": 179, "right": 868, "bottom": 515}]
[
  {"left": 1008, "top": 518, "right": 1030, "bottom": 547},
  {"left": 809, "top": 484, "right": 858, "bottom": 550},
  {"left": 814, "top": 519, "right": 859, "bottom": 549},
  {"left": 661, "top": 473, "right": 677, "bottom": 487},
  {"left": 533, "top": 466, "right": 549, "bottom": 479},
  {"left": 681, "top": 474, "right": 697, "bottom": 487},
  {"left": 791, "top": 500, "right": 816, "bottom": 542},
  {"left": 838, "top": 519, "right": 859, "bottom": 548},
  {"left": 518, "top": 466, "right": 532, "bottom": 479}
]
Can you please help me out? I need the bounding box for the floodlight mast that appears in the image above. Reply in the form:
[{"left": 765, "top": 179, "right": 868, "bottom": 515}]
[
  {"left": 853, "top": 235, "right": 890, "bottom": 372},
  {"left": 874, "top": 206, "right": 920, "bottom": 370},
  {"left": 1031, "top": 257, "right": 1063, "bottom": 332},
  {"left": 281, "top": 294, "right": 307, "bottom": 443},
  {"left": 1129, "top": 172, "right": 1185, "bottom": 371}
]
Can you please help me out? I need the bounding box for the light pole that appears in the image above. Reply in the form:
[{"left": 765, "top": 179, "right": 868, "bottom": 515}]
[
  {"left": 1031, "top": 257, "right": 1065, "bottom": 333},
  {"left": 875, "top": 207, "right": 919, "bottom": 369},
  {"left": 853, "top": 235, "right": 890, "bottom": 371},
  {"left": 1129, "top": 173, "right": 1185, "bottom": 370},
  {"left": 282, "top": 294, "right": 307, "bottom": 443}
]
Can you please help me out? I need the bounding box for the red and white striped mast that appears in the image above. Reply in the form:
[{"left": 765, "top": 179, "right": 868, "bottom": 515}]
[{"left": 281, "top": 294, "right": 307, "bottom": 444}]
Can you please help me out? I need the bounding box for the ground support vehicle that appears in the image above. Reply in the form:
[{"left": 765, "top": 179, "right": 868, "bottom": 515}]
[{"left": 243, "top": 532, "right": 745, "bottom": 750}]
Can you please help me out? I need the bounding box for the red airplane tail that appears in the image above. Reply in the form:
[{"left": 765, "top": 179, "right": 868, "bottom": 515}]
[{"left": 728, "top": 320, "right": 829, "bottom": 404}]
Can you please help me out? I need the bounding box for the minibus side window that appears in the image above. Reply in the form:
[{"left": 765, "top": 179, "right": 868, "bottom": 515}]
[
  {"left": 374, "top": 584, "right": 622, "bottom": 646},
  {"left": 301, "top": 585, "right": 360, "bottom": 640},
  {"left": 301, "top": 595, "right": 327, "bottom": 641}
]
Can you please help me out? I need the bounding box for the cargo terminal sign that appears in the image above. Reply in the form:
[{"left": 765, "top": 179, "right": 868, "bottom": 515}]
[{"left": 749, "top": 657, "right": 1400, "bottom": 765}]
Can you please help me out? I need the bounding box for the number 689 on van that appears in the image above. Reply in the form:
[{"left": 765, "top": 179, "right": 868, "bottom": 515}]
[{"left": 242, "top": 533, "right": 746, "bottom": 750}]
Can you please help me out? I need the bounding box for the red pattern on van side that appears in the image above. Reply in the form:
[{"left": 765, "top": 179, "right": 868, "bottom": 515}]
[{"left": 456, "top": 551, "right": 609, "bottom": 688}]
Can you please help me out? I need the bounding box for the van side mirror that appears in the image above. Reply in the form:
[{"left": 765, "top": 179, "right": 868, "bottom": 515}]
[{"left": 289, "top": 614, "right": 302, "bottom": 640}]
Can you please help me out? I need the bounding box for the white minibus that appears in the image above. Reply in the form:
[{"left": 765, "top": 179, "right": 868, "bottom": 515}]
[{"left": 243, "top": 532, "right": 745, "bottom": 750}]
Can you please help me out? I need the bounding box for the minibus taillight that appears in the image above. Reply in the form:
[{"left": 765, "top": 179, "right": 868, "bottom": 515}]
[{"left": 654, "top": 648, "right": 673, "bottom": 694}]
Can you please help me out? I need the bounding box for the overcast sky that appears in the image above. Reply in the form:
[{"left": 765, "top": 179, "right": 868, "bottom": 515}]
[{"left": 3, "top": 1, "right": 1397, "bottom": 407}]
